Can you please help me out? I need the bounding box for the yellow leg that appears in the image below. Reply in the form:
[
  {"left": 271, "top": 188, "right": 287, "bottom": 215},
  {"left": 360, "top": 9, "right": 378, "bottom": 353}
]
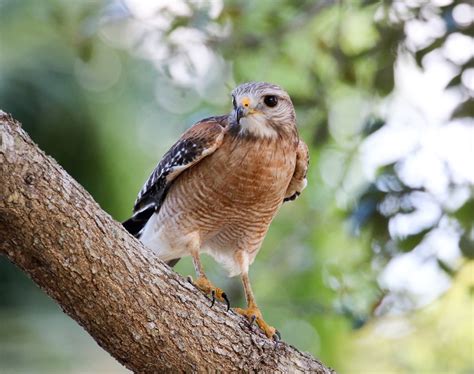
[
  {"left": 189, "top": 250, "right": 229, "bottom": 310},
  {"left": 234, "top": 272, "right": 280, "bottom": 340}
]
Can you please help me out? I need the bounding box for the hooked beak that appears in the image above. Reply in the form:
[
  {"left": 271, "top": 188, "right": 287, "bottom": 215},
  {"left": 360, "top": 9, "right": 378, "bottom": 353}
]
[
  {"left": 235, "top": 96, "right": 255, "bottom": 123},
  {"left": 235, "top": 106, "right": 245, "bottom": 124}
]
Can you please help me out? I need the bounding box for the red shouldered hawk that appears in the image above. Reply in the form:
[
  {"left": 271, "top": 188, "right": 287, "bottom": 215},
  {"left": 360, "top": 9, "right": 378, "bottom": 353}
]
[{"left": 123, "top": 82, "right": 309, "bottom": 340}]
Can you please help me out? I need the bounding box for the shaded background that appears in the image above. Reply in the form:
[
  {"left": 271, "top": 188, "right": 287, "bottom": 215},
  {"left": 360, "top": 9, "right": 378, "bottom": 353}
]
[{"left": 0, "top": 0, "right": 473, "bottom": 372}]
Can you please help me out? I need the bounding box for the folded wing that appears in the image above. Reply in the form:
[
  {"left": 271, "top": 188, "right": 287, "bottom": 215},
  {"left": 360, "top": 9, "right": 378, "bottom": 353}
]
[
  {"left": 284, "top": 139, "right": 309, "bottom": 202},
  {"left": 123, "top": 115, "right": 227, "bottom": 237}
]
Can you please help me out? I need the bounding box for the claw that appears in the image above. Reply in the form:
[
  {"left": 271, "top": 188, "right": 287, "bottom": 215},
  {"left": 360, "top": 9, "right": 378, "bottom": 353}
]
[
  {"left": 249, "top": 314, "right": 257, "bottom": 327},
  {"left": 191, "top": 276, "right": 228, "bottom": 310},
  {"left": 273, "top": 329, "right": 281, "bottom": 341},
  {"left": 222, "top": 292, "right": 230, "bottom": 311},
  {"left": 210, "top": 290, "right": 216, "bottom": 308},
  {"left": 234, "top": 306, "right": 278, "bottom": 339}
]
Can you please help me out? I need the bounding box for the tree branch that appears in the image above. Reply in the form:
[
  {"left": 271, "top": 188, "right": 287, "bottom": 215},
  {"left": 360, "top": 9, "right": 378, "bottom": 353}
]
[{"left": 0, "top": 111, "right": 334, "bottom": 373}]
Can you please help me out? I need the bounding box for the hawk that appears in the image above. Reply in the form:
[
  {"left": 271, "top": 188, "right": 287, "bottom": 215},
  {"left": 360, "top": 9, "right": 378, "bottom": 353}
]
[{"left": 123, "top": 82, "right": 309, "bottom": 339}]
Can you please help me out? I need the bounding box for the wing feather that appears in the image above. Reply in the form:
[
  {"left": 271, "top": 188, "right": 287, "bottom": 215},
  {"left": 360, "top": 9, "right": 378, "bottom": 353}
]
[
  {"left": 123, "top": 115, "right": 227, "bottom": 236},
  {"left": 284, "top": 139, "right": 309, "bottom": 202}
]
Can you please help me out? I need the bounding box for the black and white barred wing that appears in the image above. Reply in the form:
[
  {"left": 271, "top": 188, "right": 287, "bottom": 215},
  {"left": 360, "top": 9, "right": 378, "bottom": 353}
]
[{"left": 123, "top": 116, "right": 227, "bottom": 236}]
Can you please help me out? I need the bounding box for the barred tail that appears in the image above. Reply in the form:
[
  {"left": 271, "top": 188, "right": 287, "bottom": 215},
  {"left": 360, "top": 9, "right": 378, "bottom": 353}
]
[{"left": 122, "top": 205, "right": 155, "bottom": 238}]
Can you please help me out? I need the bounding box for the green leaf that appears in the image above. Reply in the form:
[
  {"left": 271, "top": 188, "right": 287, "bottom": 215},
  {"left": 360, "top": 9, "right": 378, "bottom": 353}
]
[
  {"left": 452, "top": 100, "right": 474, "bottom": 119},
  {"left": 374, "top": 64, "right": 394, "bottom": 96},
  {"left": 437, "top": 258, "right": 456, "bottom": 276},
  {"left": 414, "top": 36, "right": 446, "bottom": 68},
  {"left": 460, "top": 232, "right": 474, "bottom": 259},
  {"left": 363, "top": 117, "right": 385, "bottom": 136},
  {"left": 397, "top": 229, "right": 430, "bottom": 252},
  {"left": 446, "top": 73, "right": 461, "bottom": 89},
  {"left": 453, "top": 199, "right": 474, "bottom": 230}
]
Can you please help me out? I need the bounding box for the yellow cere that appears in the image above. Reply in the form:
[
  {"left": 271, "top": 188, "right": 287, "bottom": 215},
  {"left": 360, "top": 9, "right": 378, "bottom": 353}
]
[{"left": 241, "top": 97, "right": 251, "bottom": 108}]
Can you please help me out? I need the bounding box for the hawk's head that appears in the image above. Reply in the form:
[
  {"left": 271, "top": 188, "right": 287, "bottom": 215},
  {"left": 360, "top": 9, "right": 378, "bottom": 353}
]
[{"left": 230, "top": 82, "right": 297, "bottom": 139}]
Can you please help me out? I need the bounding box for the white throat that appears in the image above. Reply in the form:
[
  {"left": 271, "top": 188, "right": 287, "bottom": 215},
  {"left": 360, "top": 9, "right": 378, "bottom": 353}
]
[{"left": 239, "top": 114, "right": 278, "bottom": 138}]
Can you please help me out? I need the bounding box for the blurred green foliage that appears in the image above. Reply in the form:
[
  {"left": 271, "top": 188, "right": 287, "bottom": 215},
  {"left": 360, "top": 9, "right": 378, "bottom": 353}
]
[{"left": 0, "top": 0, "right": 472, "bottom": 373}]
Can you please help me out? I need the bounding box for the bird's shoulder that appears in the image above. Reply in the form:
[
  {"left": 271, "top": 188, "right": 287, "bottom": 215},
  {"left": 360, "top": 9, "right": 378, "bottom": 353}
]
[{"left": 133, "top": 115, "right": 228, "bottom": 213}]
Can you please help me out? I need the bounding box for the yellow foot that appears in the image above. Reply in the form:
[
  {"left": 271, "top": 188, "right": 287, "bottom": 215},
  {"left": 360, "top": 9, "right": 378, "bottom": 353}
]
[
  {"left": 234, "top": 306, "right": 280, "bottom": 340},
  {"left": 188, "top": 275, "right": 230, "bottom": 310}
]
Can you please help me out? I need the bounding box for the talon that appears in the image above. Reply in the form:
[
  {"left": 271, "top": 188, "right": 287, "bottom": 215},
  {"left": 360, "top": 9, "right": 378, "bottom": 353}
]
[
  {"left": 234, "top": 306, "right": 278, "bottom": 339},
  {"left": 273, "top": 329, "right": 281, "bottom": 341},
  {"left": 210, "top": 290, "right": 216, "bottom": 308},
  {"left": 222, "top": 292, "right": 230, "bottom": 311},
  {"left": 191, "top": 275, "right": 228, "bottom": 309},
  {"left": 249, "top": 314, "right": 257, "bottom": 327},
  {"left": 187, "top": 275, "right": 193, "bottom": 284}
]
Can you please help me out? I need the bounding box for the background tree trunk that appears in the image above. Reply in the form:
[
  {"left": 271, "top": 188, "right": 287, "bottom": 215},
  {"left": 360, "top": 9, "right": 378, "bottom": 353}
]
[{"left": 0, "top": 111, "right": 334, "bottom": 373}]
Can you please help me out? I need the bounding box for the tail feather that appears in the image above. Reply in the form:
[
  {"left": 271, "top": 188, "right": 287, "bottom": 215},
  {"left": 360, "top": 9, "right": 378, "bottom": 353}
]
[
  {"left": 166, "top": 258, "right": 181, "bottom": 267},
  {"left": 122, "top": 205, "right": 155, "bottom": 238}
]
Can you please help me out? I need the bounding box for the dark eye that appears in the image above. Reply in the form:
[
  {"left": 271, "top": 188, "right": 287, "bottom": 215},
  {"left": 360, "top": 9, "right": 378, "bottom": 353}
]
[
  {"left": 264, "top": 95, "right": 278, "bottom": 107},
  {"left": 232, "top": 96, "right": 236, "bottom": 108}
]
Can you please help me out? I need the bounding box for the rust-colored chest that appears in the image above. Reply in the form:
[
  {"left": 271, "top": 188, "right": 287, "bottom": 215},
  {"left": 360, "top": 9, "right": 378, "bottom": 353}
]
[
  {"left": 194, "top": 133, "right": 296, "bottom": 209},
  {"left": 158, "top": 131, "right": 297, "bottom": 249}
]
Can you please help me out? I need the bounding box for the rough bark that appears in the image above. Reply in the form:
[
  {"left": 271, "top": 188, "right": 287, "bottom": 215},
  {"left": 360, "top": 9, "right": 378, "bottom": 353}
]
[{"left": 0, "top": 111, "right": 334, "bottom": 373}]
